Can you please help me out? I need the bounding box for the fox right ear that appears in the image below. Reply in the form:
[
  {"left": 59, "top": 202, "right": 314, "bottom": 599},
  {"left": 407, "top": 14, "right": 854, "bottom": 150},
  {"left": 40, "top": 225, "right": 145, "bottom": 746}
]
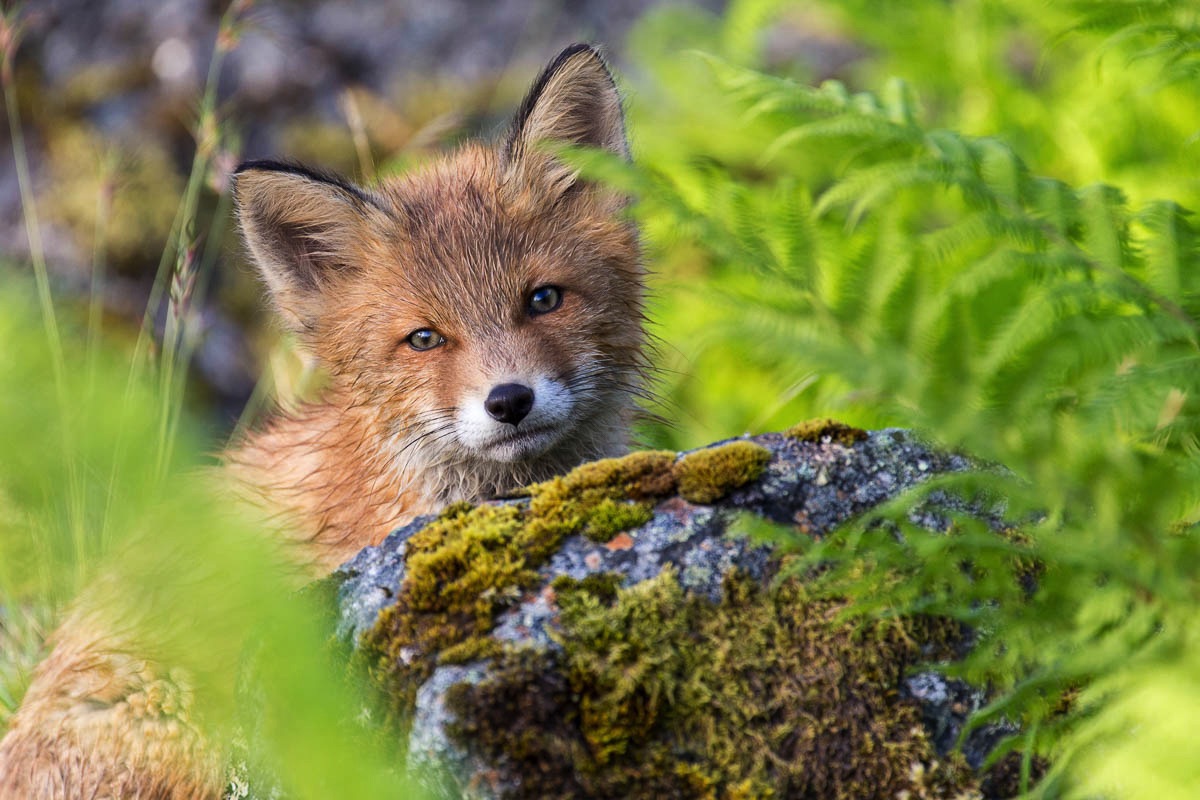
[
  {"left": 233, "top": 161, "right": 388, "bottom": 332},
  {"left": 504, "top": 43, "right": 629, "bottom": 198}
]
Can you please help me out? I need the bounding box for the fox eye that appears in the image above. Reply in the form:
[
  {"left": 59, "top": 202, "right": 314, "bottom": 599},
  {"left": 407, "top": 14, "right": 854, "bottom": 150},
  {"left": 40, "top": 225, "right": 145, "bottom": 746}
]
[
  {"left": 406, "top": 329, "right": 445, "bottom": 351},
  {"left": 528, "top": 285, "right": 563, "bottom": 315}
]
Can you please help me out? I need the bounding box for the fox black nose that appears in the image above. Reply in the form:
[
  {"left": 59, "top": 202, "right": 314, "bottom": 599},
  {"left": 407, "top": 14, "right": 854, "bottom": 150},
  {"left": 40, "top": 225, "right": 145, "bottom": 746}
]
[{"left": 484, "top": 383, "right": 535, "bottom": 426}]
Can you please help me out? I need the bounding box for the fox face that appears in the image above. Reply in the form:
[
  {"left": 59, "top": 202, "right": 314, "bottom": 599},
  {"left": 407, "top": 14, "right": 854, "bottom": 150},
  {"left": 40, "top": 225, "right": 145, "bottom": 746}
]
[{"left": 234, "top": 45, "right": 645, "bottom": 506}]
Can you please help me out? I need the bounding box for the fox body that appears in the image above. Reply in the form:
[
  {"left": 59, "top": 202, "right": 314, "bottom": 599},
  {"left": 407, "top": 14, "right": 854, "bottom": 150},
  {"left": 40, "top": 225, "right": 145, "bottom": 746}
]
[{"left": 0, "top": 44, "right": 645, "bottom": 798}]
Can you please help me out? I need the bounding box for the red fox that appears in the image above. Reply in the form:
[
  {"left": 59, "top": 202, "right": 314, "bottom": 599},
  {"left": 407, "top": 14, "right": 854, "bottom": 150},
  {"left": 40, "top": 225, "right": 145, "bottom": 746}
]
[
  {"left": 228, "top": 42, "right": 645, "bottom": 570},
  {"left": 0, "top": 43, "right": 645, "bottom": 798}
]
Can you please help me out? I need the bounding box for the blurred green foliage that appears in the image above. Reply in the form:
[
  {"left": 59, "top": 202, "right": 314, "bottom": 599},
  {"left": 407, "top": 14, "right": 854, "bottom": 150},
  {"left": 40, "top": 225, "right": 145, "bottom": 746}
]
[
  {"left": 0, "top": 3, "right": 424, "bottom": 794},
  {"left": 614, "top": 0, "right": 1200, "bottom": 797},
  {"left": 627, "top": 0, "right": 1200, "bottom": 450},
  {"left": 0, "top": 271, "right": 426, "bottom": 794}
]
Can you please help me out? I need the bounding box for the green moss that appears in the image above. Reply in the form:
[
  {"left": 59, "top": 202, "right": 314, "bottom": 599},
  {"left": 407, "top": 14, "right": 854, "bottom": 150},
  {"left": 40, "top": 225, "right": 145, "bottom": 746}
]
[
  {"left": 551, "top": 572, "right": 625, "bottom": 605},
  {"left": 446, "top": 568, "right": 977, "bottom": 800},
  {"left": 580, "top": 498, "right": 656, "bottom": 542},
  {"left": 785, "top": 418, "right": 869, "bottom": 446},
  {"left": 674, "top": 440, "right": 772, "bottom": 504},
  {"left": 438, "top": 636, "right": 505, "bottom": 666},
  {"left": 362, "top": 450, "right": 678, "bottom": 727},
  {"left": 522, "top": 450, "right": 674, "bottom": 544}
]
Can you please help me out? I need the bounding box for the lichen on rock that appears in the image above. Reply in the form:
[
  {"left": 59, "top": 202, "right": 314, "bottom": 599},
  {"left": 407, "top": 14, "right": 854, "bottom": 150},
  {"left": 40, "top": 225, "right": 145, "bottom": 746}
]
[{"left": 335, "top": 424, "right": 1024, "bottom": 798}]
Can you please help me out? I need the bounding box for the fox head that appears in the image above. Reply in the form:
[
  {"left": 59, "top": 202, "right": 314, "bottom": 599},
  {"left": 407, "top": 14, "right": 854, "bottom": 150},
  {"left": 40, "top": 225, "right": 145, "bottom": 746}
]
[{"left": 233, "top": 44, "right": 645, "bottom": 495}]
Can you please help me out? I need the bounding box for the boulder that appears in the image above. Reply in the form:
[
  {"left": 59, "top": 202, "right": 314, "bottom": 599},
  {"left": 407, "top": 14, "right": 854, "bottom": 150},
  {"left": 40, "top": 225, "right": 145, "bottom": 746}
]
[{"left": 331, "top": 421, "right": 1026, "bottom": 799}]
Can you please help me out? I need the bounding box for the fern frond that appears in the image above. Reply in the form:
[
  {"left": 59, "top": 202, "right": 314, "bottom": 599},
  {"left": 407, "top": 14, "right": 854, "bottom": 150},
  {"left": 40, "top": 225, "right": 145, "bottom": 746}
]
[{"left": 1067, "top": 0, "right": 1200, "bottom": 89}]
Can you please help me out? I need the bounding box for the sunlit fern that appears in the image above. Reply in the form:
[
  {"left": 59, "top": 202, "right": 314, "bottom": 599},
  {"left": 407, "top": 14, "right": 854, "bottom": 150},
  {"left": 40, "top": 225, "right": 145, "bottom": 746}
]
[{"left": 592, "top": 11, "right": 1200, "bottom": 793}]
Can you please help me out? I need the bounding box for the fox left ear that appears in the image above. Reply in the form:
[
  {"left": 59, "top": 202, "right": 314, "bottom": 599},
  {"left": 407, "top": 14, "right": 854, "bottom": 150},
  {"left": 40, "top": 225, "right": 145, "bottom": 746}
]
[
  {"left": 504, "top": 43, "right": 629, "bottom": 197},
  {"left": 233, "top": 161, "right": 389, "bottom": 336}
]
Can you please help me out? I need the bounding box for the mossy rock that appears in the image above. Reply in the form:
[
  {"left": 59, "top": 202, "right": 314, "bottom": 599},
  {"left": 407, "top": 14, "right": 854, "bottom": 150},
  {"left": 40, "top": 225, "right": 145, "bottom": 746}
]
[
  {"left": 446, "top": 568, "right": 971, "bottom": 799},
  {"left": 332, "top": 425, "right": 1028, "bottom": 799},
  {"left": 785, "top": 417, "right": 869, "bottom": 446}
]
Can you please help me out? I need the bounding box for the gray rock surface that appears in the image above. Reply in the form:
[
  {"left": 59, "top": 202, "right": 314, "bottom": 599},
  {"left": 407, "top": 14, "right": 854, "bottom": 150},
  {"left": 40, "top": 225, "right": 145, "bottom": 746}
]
[
  {"left": 331, "top": 427, "right": 1022, "bottom": 798},
  {"left": 334, "top": 428, "right": 972, "bottom": 642}
]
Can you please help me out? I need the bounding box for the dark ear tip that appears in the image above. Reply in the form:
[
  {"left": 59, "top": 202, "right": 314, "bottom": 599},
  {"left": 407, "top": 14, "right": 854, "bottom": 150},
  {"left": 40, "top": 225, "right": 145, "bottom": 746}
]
[
  {"left": 550, "top": 42, "right": 614, "bottom": 76},
  {"left": 231, "top": 160, "right": 380, "bottom": 209},
  {"left": 232, "top": 161, "right": 306, "bottom": 196},
  {"left": 234, "top": 159, "right": 332, "bottom": 179},
  {"left": 557, "top": 42, "right": 604, "bottom": 60},
  {"left": 235, "top": 159, "right": 292, "bottom": 176}
]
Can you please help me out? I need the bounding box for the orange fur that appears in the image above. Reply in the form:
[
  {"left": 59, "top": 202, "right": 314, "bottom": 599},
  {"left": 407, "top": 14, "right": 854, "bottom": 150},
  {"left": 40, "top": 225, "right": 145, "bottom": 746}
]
[
  {"left": 228, "top": 139, "right": 645, "bottom": 568},
  {"left": 0, "top": 44, "right": 646, "bottom": 798}
]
